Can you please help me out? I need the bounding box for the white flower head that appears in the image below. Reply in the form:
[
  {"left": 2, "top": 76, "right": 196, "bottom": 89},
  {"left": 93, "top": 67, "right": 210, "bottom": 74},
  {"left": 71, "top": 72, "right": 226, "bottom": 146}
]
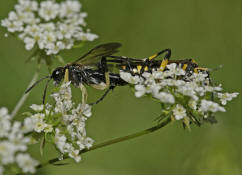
[
  {"left": 34, "top": 120, "right": 47, "bottom": 133},
  {"left": 166, "top": 63, "right": 185, "bottom": 76},
  {"left": 1, "top": 17, "right": 24, "bottom": 32},
  {"left": 38, "top": 1, "right": 59, "bottom": 21},
  {"left": 14, "top": 0, "right": 38, "bottom": 13},
  {"left": 154, "top": 92, "right": 175, "bottom": 104},
  {"left": 120, "top": 62, "right": 238, "bottom": 128},
  {"left": 0, "top": 107, "right": 9, "bottom": 117},
  {"left": 26, "top": 81, "right": 94, "bottom": 162},
  {"left": 0, "top": 107, "right": 38, "bottom": 173},
  {"left": 31, "top": 113, "right": 45, "bottom": 121},
  {"left": 173, "top": 104, "right": 186, "bottom": 120},
  {"left": 84, "top": 137, "right": 94, "bottom": 149},
  {"left": 55, "top": 133, "right": 67, "bottom": 153},
  {"left": 0, "top": 119, "right": 11, "bottom": 137},
  {"left": 44, "top": 124, "right": 53, "bottom": 133},
  {"left": 135, "top": 84, "right": 147, "bottom": 98},
  {"left": 0, "top": 107, "right": 11, "bottom": 137},
  {"left": 191, "top": 72, "right": 208, "bottom": 82},
  {"left": 120, "top": 71, "right": 143, "bottom": 84},
  {"left": 59, "top": 0, "right": 82, "bottom": 18},
  {"left": 188, "top": 99, "right": 197, "bottom": 110},
  {"left": 218, "top": 92, "right": 239, "bottom": 105},
  {"left": 30, "top": 104, "right": 44, "bottom": 112},
  {"left": 0, "top": 141, "right": 16, "bottom": 164},
  {"left": 80, "top": 104, "right": 92, "bottom": 117},
  {"left": 199, "top": 100, "right": 226, "bottom": 113},
  {"left": 16, "top": 153, "right": 39, "bottom": 173},
  {"left": 68, "top": 149, "right": 81, "bottom": 163},
  {"left": 2, "top": 0, "right": 98, "bottom": 55}
]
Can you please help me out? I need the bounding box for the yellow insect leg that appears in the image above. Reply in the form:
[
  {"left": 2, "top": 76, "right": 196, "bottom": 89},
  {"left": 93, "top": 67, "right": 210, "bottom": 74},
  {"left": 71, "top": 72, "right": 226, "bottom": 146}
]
[
  {"left": 137, "top": 65, "right": 142, "bottom": 72},
  {"left": 105, "top": 72, "right": 110, "bottom": 88},
  {"left": 64, "top": 69, "right": 69, "bottom": 82},
  {"left": 160, "top": 59, "right": 169, "bottom": 71},
  {"left": 148, "top": 53, "right": 158, "bottom": 61},
  {"left": 194, "top": 67, "right": 208, "bottom": 73},
  {"left": 137, "top": 65, "right": 148, "bottom": 73},
  {"left": 182, "top": 64, "right": 188, "bottom": 70},
  {"left": 191, "top": 59, "right": 197, "bottom": 64},
  {"left": 79, "top": 83, "right": 88, "bottom": 104}
]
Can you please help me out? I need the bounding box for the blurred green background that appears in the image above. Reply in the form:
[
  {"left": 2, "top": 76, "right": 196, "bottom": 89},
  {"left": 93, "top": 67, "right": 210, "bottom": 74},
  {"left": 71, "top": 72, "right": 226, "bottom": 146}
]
[{"left": 0, "top": 0, "right": 241, "bottom": 175}]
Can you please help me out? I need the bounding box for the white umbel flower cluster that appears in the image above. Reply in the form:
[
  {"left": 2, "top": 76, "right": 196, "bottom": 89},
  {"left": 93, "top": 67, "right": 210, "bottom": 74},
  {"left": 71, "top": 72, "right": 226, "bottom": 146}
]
[
  {"left": 120, "top": 63, "right": 239, "bottom": 126},
  {"left": 1, "top": 0, "right": 98, "bottom": 55},
  {"left": 26, "top": 82, "right": 93, "bottom": 162},
  {"left": 0, "top": 107, "right": 39, "bottom": 175}
]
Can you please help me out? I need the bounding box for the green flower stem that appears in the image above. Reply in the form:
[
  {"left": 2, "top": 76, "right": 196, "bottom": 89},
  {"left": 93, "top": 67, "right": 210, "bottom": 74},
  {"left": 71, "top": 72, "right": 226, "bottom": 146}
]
[
  {"left": 10, "top": 64, "right": 41, "bottom": 118},
  {"left": 37, "top": 117, "right": 171, "bottom": 169}
]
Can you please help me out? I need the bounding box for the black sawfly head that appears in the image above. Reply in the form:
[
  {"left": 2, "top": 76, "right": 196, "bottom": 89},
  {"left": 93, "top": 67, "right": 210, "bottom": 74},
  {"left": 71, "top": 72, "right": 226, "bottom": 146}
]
[
  {"left": 25, "top": 67, "right": 66, "bottom": 104},
  {"left": 50, "top": 67, "right": 65, "bottom": 85}
]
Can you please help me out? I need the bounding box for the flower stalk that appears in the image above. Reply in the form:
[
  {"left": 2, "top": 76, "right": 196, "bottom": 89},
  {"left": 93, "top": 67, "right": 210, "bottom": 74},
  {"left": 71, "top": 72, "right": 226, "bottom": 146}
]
[{"left": 37, "top": 117, "right": 171, "bottom": 170}]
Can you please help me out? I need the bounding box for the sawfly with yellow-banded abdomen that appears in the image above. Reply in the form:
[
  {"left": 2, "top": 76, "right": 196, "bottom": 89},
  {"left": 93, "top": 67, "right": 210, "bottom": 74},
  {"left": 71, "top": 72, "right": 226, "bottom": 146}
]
[{"left": 106, "top": 49, "right": 210, "bottom": 77}]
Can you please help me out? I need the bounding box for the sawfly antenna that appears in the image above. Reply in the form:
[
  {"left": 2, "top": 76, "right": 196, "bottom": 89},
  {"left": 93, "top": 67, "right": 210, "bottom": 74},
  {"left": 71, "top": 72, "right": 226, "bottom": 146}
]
[
  {"left": 207, "top": 64, "right": 223, "bottom": 72},
  {"left": 42, "top": 77, "right": 52, "bottom": 104},
  {"left": 25, "top": 76, "right": 50, "bottom": 94}
]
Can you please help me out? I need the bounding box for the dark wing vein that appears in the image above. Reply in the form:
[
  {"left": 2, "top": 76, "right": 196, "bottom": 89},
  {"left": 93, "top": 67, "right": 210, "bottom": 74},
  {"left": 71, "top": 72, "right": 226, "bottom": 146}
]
[{"left": 73, "top": 42, "right": 122, "bottom": 65}]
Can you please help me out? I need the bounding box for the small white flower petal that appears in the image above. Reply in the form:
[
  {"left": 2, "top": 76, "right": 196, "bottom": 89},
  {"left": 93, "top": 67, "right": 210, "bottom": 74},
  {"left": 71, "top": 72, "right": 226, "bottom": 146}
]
[{"left": 173, "top": 104, "right": 186, "bottom": 120}]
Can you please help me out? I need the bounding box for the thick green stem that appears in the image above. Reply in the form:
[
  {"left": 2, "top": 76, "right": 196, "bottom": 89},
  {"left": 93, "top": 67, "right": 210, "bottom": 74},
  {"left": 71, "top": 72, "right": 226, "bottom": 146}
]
[
  {"left": 10, "top": 64, "right": 41, "bottom": 118},
  {"left": 37, "top": 117, "right": 171, "bottom": 169}
]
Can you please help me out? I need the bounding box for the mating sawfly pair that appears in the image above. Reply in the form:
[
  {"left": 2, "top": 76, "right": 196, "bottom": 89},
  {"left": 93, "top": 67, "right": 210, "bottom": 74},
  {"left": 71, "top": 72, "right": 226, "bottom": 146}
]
[{"left": 25, "top": 43, "right": 209, "bottom": 105}]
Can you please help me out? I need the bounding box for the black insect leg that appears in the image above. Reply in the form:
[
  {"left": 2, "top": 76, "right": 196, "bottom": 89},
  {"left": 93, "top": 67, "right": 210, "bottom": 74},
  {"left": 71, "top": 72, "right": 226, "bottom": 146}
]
[
  {"left": 99, "top": 56, "right": 111, "bottom": 88},
  {"left": 140, "top": 59, "right": 150, "bottom": 75},
  {"left": 140, "top": 48, "right": 171, "bottom": 74},
  {"left": 89, "top": 86, "right": 115, "bottom": 105},
  {"left": 107, "top": 56, "right": 133, "bottom": 71},
  {"left": 25, "top": 75, "right": 50, "bottom": 94},
  {"left": 156, "top": 48, "right": 171, "bottom": 60},
  {"left": 107, "top": 56, "right": 139, "bottom": 76},
  {"left": 42, "top": 78, "right": 51, "bottom": 104},
  {"left": 89, "top": 56, "right": 112, "bottom": 105}
]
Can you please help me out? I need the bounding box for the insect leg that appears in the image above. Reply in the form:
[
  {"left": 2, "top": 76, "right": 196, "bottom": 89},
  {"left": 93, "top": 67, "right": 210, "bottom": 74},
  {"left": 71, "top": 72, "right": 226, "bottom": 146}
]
[
  {"left": 42, "top": 78, "right": 51, "bottom": 104},
  {"left": 64, "top": 68, "right": 69, "bottom": 82},
  {"left": 99, "top": 56, "right": 110, "bottom": 89},
  {"left": 89, "top": 86, "right": 115, "bottom": 105},
  {"left": 107, "top": 56, "right": 134, "bottom": 71},
  {"left": 140, "top": 48, "right": 171, "bottom": 74},
  {"left": 79, "top": 83, "right": 88, "bottom": 104},
  {"left": 25, "top": 75, "right": 50, "bottom": 94},
  {"left": 148, "top": 48, "right": 171, "bottom": 61}
]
